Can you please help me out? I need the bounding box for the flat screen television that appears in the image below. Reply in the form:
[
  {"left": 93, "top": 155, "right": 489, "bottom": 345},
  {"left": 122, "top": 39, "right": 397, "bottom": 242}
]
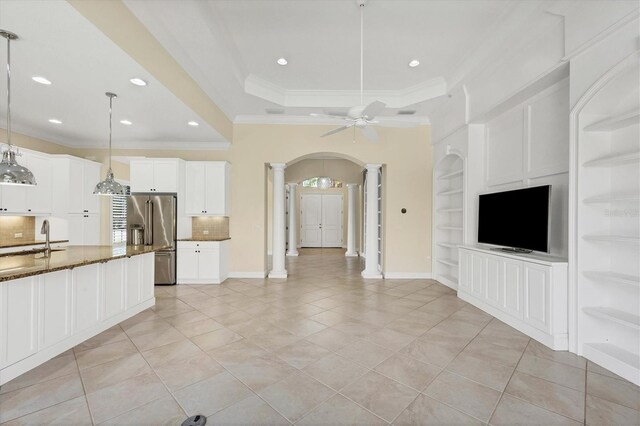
[{"left": 478, "top": 185, "right": 551, "bottom": 253}]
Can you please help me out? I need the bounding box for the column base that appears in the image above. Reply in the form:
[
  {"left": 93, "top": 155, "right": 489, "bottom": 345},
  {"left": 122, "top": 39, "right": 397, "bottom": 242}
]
[
  {"left": 286, "top": 251, "right": 299, "bottom": 257},
  {"left": 345, "top": 251, "right": 359, "bottom": 257},
  {"left": 268, "top": 270, "right": 288, "bottom": 279},
  {"left": 361, "top": 270, "right": 383, "bottom": 279}
]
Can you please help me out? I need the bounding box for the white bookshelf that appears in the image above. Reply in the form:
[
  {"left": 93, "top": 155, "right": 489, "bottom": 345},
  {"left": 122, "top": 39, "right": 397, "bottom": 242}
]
[
  {"left": 575, "top": 57, "right": 640, "bottom": 385},
  {"left": 433, "top": 154, "right": 464, "bottom": 289}
]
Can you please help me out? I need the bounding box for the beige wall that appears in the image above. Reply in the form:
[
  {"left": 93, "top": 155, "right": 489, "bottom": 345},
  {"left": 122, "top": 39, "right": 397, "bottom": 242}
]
[{"left": 2, "top": 123, "right": 433, "bottom": 275}]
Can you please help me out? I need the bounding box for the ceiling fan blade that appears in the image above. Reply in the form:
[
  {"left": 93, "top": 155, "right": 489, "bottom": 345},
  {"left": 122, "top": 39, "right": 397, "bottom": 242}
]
[
  {"left": 310, "top": 113, "right": 348, "bottom": 120},
  {"left": 320, "top": 124, "right": 354, "bottom": 138},
  {"left": 374, "top": 119, "right": 420, "bottom": 128},
  {"left": 360, "top": 125, "right": 379, "bottom": 142},
  {"left": 362, "top": 100, "right": 386, "bottom": 119}
]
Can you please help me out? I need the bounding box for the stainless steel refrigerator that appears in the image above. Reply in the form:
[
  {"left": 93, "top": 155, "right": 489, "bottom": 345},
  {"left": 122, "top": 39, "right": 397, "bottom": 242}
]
[{"left": 127, "top": 194, "right": 177, "bottom": 285}]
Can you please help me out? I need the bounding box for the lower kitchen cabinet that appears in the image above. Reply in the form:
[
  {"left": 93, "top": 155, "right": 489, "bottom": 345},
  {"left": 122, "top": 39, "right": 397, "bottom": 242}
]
[
  {"left": 458, "top": 245, "right": 568, "bottom": 350},
  {"left": 177, "top": 240, "right": 229, "bottom": 284}
]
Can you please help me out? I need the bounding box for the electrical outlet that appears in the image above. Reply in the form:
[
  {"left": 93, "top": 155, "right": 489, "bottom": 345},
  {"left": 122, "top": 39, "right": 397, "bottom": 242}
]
[
  {"left": 203, "top": 230, "right": 210, "bottom": 235},
  {"left": 14, "top": 232, "right": 22, "bottom": 238}
]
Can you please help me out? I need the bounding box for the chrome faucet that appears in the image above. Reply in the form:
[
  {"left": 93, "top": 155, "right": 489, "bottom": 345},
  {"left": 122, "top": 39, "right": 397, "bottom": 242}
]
[{"left": 40, "top": 219, "right": 51, "bottom": 258}]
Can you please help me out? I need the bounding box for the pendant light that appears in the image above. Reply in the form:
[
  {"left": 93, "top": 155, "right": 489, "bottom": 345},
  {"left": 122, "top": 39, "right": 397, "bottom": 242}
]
[
  {"left": 0, "top": 30, "right": 36, "bottom": 186},
  {"left": 93, "top": 92, "right": 125, "bottom": 196}
]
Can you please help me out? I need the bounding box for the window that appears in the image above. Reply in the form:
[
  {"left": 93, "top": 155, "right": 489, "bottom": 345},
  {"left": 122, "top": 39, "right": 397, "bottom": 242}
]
[
  {"left": 111, "top": 185, "right": 130, "bottom": 244},
  {"left": 301, "top": 177, "right": 343, "bottom": 189}
]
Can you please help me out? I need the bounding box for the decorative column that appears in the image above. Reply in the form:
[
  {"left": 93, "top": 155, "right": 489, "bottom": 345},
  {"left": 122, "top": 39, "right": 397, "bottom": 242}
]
[
  {"left": 286, "top": 182, "right": 298, "bottom": 257},
  {"left": 345, "top": 183, "right": 358, "bottom": 257},
  {"left": 362, "top": 164, "right": 382, "bottom": 278},
  {"left": 269, "top": 163, "right": 287, "bottom": 278}
]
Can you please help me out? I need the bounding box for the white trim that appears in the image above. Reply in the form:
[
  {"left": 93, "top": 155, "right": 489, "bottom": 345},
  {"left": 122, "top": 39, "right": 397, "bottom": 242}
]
[
  {"left": 233, "top": 114, "right": 430, "bottom": 126},
  {"left": 361, "top": 272, "right": 383, "bottom": 279},
  {"left": 345, "top": 251, "right": 359, "bottom": 257},
  {"left": 384, "top": 272, "right": 433, "bottom": 279},
  {"left": 228, "top": 271, "right": 268, "bottom": 279},
  {"left": 268, "top": 271, "right": 288, "bottom": 279}
]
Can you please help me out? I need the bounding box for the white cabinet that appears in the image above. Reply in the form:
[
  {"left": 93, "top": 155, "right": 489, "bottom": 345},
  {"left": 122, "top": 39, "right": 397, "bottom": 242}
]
[
  {"left": 54, "top": 157, "right": 101, "bottom": 215},
  {"left": 0, "top": 277, "right": 38, "bottom": 368},
  {"left": 68, "top": 214, "right": 100, "bottom": 245},
  {"left": 458, "top": 245, "right": 568, "bottom": 350},
  {"left": 103, "top": 259, "right": 125, "bottom": 320},
  {"left": 0, "top": 151, "right": 53, "bottom": 215},
  {"left": 38, "top": 271, "right": 71, "bottom": 350},
  {"left": 177, "top": 240, "right": 229, "bottom": 284},
  {"left": 72, "top": 264, "right": 101, "bottom": 334},
  {"left": 130, "top": 159, "right": 180, "bottom": 193},
  {"left": 185, "top": 162, "right": 230, "bottom": 216}
]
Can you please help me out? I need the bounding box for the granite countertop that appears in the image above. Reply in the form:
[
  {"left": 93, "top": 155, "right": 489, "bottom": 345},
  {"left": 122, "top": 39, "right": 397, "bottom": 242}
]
[
  {"left": 177, "top": 237, "right": 231, "bottom": 242},
  {"left": 0, "top": 245, "right": 168, "bottom": 282},
  {"left": 0, "top": 239, "right": 69, "bottom": 249}
]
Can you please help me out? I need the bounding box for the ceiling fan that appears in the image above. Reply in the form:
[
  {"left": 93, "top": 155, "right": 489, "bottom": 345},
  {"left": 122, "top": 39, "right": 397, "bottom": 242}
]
[{"left": 311, "top": 0, "right": 419, "bottom": 142}]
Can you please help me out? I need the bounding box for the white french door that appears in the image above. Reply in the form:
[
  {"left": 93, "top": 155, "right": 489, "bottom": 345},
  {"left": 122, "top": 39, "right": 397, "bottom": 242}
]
[{"left": 300, "top": 194, "right": 343, "bottom": 248}]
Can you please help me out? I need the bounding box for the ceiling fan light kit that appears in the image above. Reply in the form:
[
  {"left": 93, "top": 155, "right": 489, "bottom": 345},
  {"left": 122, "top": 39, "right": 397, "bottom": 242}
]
[{"left": 310, "top": 0, "right": 419, "bottom": 142}]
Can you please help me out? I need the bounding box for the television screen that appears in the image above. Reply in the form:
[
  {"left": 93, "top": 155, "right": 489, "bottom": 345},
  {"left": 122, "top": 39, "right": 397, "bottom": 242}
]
[{"left": 478, "top": 185, "right": 551, "bottom": 252}]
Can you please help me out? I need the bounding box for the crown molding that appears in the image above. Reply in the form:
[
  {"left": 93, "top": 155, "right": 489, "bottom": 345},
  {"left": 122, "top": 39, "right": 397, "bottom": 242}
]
[
  {"left": 233, "top": 114, "right": 430, "bottom": 126},
  {"left": 244, "top": 74, "right": 447, "bottom": 109}
]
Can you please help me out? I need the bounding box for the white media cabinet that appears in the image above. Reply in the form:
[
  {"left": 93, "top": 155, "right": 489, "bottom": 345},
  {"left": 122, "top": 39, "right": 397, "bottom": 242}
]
[{"left": 458, "top": 245, "right": 568, "bottom": 350}]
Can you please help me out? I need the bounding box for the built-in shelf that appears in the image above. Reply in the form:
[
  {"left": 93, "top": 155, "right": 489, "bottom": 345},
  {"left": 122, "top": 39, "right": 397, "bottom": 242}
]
[
  {"left": 583, "top": 307, "right": 640, "bottom": 330},
  {"left": 584, "top": 151, "right": 640, "bottom": 167},
  {"left": 583, "top": 193, "right": 640, "bottom": 204},
  {"left": 438, "top": 208, "right": 463, "bottom": 213},
  {"left": 584, "top": 109, "right": 640, "bottom": 132},
  {"left": 583, "top": 234, "right": 640, "bottom": 245},
  {"left": 436, "top": 258, "right": 459, "bottom": 267},
  {"left": 583, "top": 343, "right": 640, "bottom": 373},
  {"left": 583, "top": 271, "right": 640, "bottom": 289},
  {"left": 437, "top": 274, "right": 458, "bottom": 286},
  {"left": 438, "top": 188, "right": 464, "bottom": 196},
  {"left": 438, "top": 169, "right": 463, "bottom": 180},
  {"left": 437, "top": 242, "right": 458, "bottom": 249},
  {"left": 438, "top": 226, "right": 463, "bottom": 231}
]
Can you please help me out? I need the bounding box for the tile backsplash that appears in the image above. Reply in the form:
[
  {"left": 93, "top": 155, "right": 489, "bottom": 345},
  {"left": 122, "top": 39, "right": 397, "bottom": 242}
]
[
  {"left": 0, "top": 216, "right": 36, "bottom": 245},
  {"left": 192, "top": 216, "right": 229, "bottom": 239}
]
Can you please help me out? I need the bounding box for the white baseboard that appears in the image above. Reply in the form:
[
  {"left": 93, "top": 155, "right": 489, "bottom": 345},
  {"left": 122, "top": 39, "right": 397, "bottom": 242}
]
[
  {"left": 384, "top": 272, "right": 433, "bottom": 279},
  {"left": 268, "top": 271, "right": 288, "bottom": 279},
  {"left": 228, "top": 271, "right": 268, "bottom": 279}
]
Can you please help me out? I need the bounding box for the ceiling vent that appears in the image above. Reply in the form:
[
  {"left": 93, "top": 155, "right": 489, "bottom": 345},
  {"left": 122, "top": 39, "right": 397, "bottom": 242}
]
[
  {"left": 397, "top": 110, "right": 416, "bottom": 115},
  {"left": 265, "top": 108, "right": 285, "bottom": 114}
]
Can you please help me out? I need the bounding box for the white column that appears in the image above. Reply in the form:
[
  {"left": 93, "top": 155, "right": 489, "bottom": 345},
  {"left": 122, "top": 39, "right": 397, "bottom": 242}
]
[
  {"left": 286, "top": 183, "right": 298, "bottom": 257},
  {"left": 345, "top": 183, "right": 358, "bottom": 257},
  {"left": 269, "top": 163, "right": 287, "bottom": 278},
  {"left": 362, "top": 164, "right": 382, "bottom": 278}
]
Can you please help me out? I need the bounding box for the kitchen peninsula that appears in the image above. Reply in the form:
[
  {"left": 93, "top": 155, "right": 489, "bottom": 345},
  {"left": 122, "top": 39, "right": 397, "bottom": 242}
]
[{"left": 0, "top": 245, "right": 165, "bottom": 385}]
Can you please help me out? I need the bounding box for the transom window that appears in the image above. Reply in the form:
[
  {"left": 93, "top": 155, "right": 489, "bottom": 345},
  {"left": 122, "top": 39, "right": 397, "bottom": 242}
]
[{"left": 301, "top": 177, "right": 343, "bottom": 189}]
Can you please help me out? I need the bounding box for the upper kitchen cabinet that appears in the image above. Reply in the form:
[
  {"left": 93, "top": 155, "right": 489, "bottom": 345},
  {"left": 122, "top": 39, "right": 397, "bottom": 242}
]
[
  {"left": 51, "top": 156, "right": 102, "bottom": 215},
  {"left": 130, "top": 159, "right": 182, "bottom": 193},
  {"left": 185, "top": 162, "right": 230, "bottom": 216},
  {"left": 0, "top": 150, "right": 52, "bottom": 215}
]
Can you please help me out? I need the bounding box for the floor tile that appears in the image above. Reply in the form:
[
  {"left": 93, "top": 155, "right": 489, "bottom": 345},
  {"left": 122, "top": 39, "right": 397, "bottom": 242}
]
[
  {"left": 191, "top": 327, "right": 244, "bottom": 352},
  {"left": 74, "top": 325, "right": 129, "bottom": 352},
  {"left": 374, "top": 354, "right": 441, "bottom": 391},
  {"left": 248, "top": 328, "right": 300, "bottom": 351},
  {"left": 304, "top": 327, "right": 353, "bottom": 351},
  {"left": 1, "top": 396, "right": 92, "bottom": 426},
  {"left": 399, "top": 329, "right": 470, "bottom": 367},
  {"left": 394, "top": 394, "right": 483, "bottom": 426},
  {"left": 207, "top": 394, "right": 289, "bottom": 426},
  {"left": 524, "top": 340, "right": 586, "bottom": 370},
  {"left": 298, "top": 394, "right": 386, "bottom": 425},
  {"left": 173, "top": 371, "right": 253, "bottom": 417},
  {"left": 303, "top": 353, "right": 369, "bottom": 391},
  {"left": 207, "top": 340, "right": 270, "bottom": 368},
  {"left": 0, "top": 353, "right": 77, "bottom": 395},
  {"left": 224, "top": 354, "right": 297, "bottom": 391},
  {"left": 308, "top": 310, "right": 348, "bottom": 326},
  {"left": 0, "top": 374, "right": 85, "bottom": 423},
  {"left": 490, "top": 393, "right": 582, "bottom": 426},
  {"left": 80, "top": 352, "right": 152, "bottom": 393},
  {"left": 275, "top": 340, "right": 331, "bottom": 369},
  {"left": 447, "top": 351, "right": 514, "bottom": 392},
  {"left": 85, "top": 372, "right": 169, "bottom": 424},
  {"left": 586, "top": 371, "right": 640, "bottom": 410},
  {"left": 516, "top": 353, "right": 585, "bottom": 392},
  {"left": 141, "top": 339, "right": 203, "bottom": 368},
  {"left": 362, "top": 327, "right": 415, "bottom": 351},
  {"left": 152, "top": 352, "right": 224, "bottom": 392},
  {"left": 174, "top": 317, "right": 224, "bottom": 338},
  {"left": 257, "top": 371, "right": 335, "bottom": 422},
  {"left": 128, "top": 326, "right": 186, "bottom": 352},
  {"left": 100, "top": 396, "right": 186, "bottom": 426},
  {"left": 424, "top": 371, "right": 501, "bottom": 423},
  {"left": 341, "top": 371, "right": 418, "bottom": 422},
  {"left": 75, "top": 339, "right": 138, "bottom": 370},
  {"left": 461, "top": 338, "right": 524, "bottom": 368},
  {"left": 505, "top": 371, "right": 585, "bottom": 422},
  {"left": 337, "top": 339, "right": 393, "bottom": 368},
  {"left": 585, "top": 394, "right": 640, "bottom": 426}
]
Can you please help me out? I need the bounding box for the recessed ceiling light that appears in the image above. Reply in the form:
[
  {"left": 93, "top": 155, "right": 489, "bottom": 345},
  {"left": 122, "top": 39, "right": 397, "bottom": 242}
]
[
  {"left": 32, "top": 76, "right": 51, "bottom": 85},
  {"left": 276, "top": 58, "right": 288, "bottom": 66},
  {"left": 187, "top": 121, "right": 199, "bottom": 126},
  {"left": 408, "top": 59, "right": 420, "bottom": 68},
  {"left": 129, "top": 78, "right": 147, "bottom": 86},
  {"left": 48, "top": 119, "right": 62, "bottom": 124},
  {"left": 120, "top": 120, "right": 132, "bottom": 125}
]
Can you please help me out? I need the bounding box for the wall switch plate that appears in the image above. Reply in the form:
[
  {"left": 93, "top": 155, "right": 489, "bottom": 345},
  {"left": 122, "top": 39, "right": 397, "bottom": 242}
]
[
  {"left": 203, "top": 230, "right": 210, "bottom": 235},
  {"left": 14, "top": 232, "right": 23, "bottom": 238}
]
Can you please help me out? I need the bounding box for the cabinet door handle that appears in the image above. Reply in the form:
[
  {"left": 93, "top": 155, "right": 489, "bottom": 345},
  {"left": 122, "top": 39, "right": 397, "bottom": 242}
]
[{"left": 27, "top": 209, "right": 31, "bottom": 212}]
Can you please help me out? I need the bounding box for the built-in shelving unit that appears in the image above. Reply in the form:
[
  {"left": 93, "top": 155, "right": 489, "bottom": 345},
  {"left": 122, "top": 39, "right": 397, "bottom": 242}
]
[
  {"left": 575, "top": 57, "right": 640, "bottom": 385},
  {"left": 433, "top": 154, "right": 464, "bottom": 290}
]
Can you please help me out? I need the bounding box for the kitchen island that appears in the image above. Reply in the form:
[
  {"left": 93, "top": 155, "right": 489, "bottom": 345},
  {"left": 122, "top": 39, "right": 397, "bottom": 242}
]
[{"left": 0, "top": 245, "right": 165, "bottom": 385}]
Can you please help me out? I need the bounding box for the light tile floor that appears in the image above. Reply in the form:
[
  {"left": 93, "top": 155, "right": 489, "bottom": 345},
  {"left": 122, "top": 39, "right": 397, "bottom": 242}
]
[{"left": 1, "top": 248, "right": 639, "bottom": 425}]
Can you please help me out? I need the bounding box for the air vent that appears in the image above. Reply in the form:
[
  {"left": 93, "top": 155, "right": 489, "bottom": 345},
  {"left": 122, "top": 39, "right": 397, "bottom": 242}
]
[
  {"left": 397, "top": 110, "right": 416, "bottom": 115},
  {"left": 265, "top": 108, "right": 285, "bottom": 115}
]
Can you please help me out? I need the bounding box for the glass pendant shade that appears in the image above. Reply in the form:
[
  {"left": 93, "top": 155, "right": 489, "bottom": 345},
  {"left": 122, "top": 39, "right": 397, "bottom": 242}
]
[
  {"left": 94, "top": 92, "right": 125, "bottom": 196},
  {"left": 0, "top": 30, "right": 36, "bottom": 186}
]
